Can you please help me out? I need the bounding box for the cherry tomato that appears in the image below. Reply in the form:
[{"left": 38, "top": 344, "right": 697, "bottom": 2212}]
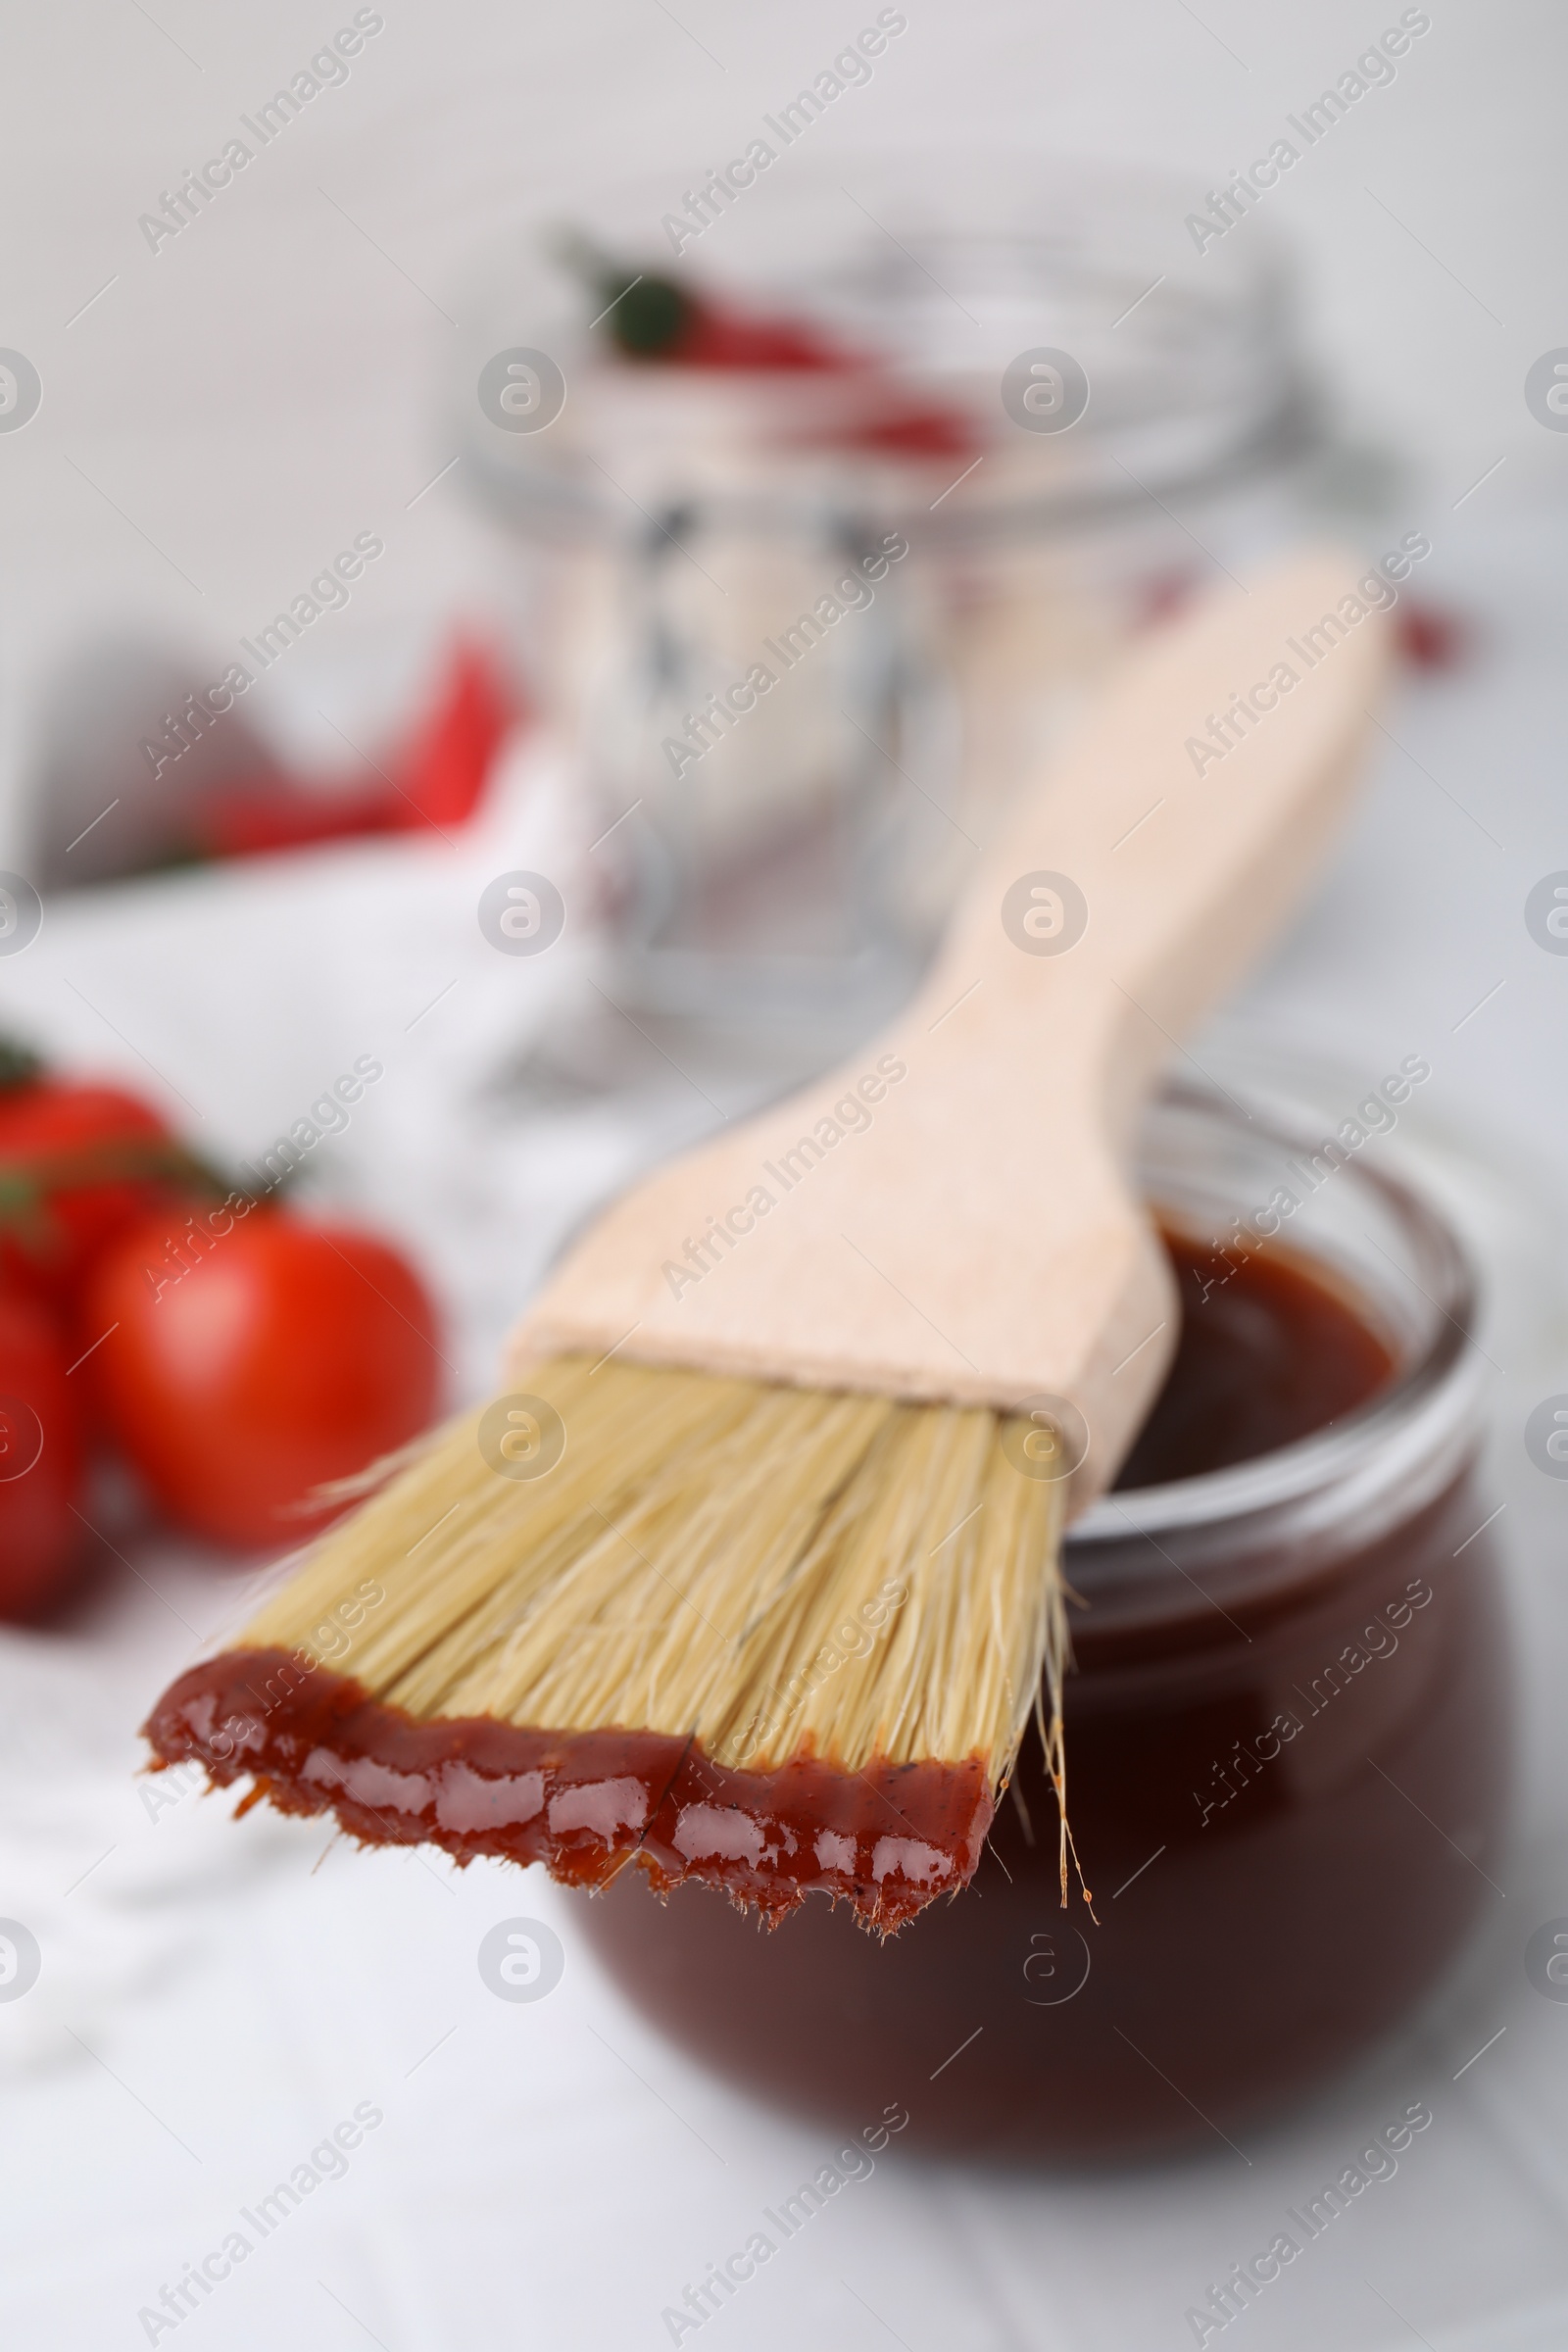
[
  {"left": 85, "top": 1206, "right": 442, "bottom": 1548},
  {"left": 0, "top": 1048, "right": 200, "bottom": 1313},
  {"left": 0, "top": 1288, "right": 83, "bottom": 1617}
]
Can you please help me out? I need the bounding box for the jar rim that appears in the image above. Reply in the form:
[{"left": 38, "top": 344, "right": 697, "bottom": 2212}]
[
  {"left": 457, "top": 154, "right": 1314, "bottom": 544},
  {"left": 1068, "top": 1081, "right": 1481, "bottom": 1551}
]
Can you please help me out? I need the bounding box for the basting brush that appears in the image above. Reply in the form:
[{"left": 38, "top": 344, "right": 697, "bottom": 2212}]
[{"left": 146, "top": 550, "right": 1391, "bottom": 1931}]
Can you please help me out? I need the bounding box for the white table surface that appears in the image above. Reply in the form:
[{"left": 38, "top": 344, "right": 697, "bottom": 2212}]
[{"left": 1, "top": 505, "right": 1567, "bottom": 2352}]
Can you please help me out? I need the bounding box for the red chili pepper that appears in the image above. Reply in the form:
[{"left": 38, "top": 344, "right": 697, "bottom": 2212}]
[
  {"left": 1396, "top": 604, "right": 1469, "bottom": 673},
  {"left": 192, "top": 782, "right": 394, "bottom": 860},
  {"left": 672, "top": 303, "right": 852, "bottom": 371},
  {"left": 391, "top": 638, "right": 516, "bottom": 830},
  {"left": 183, "top": 639, "right": 517, "bottom": 860}
]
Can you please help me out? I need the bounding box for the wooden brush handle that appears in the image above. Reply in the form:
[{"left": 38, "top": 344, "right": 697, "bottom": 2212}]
[
  {"left": 925, "top": 547, "right": 1391, "bottom": 1140},
  {"left": 516, "top": 549, "right": 1393, "bottom": 1499}
]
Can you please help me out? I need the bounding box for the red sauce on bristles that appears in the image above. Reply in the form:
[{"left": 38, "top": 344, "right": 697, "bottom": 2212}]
[{"left": 142, "top": 1649, "right": 993, "bottom": 1933}]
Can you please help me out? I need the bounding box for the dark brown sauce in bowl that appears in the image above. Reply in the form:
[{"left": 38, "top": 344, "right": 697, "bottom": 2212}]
[{"left": 574, "top": 1159, "right": 1510, "bottom": 2163}]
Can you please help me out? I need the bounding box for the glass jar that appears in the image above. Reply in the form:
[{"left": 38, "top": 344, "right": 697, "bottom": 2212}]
[
  {"left": 573, "top": 1085, "right": 1510, "bottom": 2162},
  {"left": 459, "top": 162, "right": 1319, "bottom": 1059}
]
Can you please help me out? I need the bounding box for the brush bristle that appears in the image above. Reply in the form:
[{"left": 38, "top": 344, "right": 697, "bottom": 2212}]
[
  {"left": 152, "top": 1359, "right": 1078, "bottom": 1926},
  {"left": 246, "top": 1357, "right": 1067, "bottom": 1776}
]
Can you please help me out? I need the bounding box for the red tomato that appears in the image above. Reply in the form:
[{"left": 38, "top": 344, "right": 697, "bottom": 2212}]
[
  {"left": 0, "top": 1056, "right": 197, "bottom": 1312},
  {"left": 0, "top": 1289, "right": 83, "bottom": 1617},
  {"left": 85, "top": 1206, "right": 443, "bottom": 1548}
]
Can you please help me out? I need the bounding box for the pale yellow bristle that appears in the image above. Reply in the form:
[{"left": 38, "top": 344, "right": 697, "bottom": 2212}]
[{"left": 242, "top": 1357, "right": 1070, "bottom": 1806}]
